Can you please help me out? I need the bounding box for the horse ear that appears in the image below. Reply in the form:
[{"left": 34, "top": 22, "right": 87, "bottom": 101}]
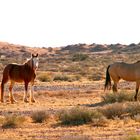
[
  {"left": 36, "top": 53, "right": 38, "bottom": 57},
  {"left": 32, "top": 54, "right": 35, "bottom": 57}
]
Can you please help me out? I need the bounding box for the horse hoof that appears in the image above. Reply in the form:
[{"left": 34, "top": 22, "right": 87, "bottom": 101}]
[
  {"left": 23, "top": 98, "right": 29, "bottom": 103},
  {"left": 0, "top": 100, "right": 4, "bottom": 103},
  {"left": 11, "top": 100, "right": 17, "bottom": 104},
  {"left": 30, "top": 99, "right": 36, "bottom": 103}
]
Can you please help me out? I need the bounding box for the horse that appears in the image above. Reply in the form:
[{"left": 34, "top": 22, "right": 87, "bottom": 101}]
[
  {"left": 1, "top": 53, "right": 39, "bottom": 103},
  {"left": 104, "top": 61, "right": 140, "bottom": 101}
]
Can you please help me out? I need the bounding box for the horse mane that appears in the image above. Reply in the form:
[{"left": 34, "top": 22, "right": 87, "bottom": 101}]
[{"left": 23, "top": 58, "right": 33, "bottom": 69}]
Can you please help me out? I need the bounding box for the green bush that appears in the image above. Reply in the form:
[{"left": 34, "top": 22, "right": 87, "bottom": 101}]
[
  {"left": 31, "top": 110, "right": 49, "bottom": 123},
  {"left": 58, "top": 107, "right": 94, "bottom": 125}
]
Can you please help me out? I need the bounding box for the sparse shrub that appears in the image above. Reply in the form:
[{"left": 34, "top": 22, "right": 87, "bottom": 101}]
[
  {"left": 88, "top": 72, "right": 103, "bottom": 81},
  {"left": 53, "top": 74, "right": 70, "bottom": 81},
  {"left": 99, "top": 102, "right": 127, "bottom": 119},
  {"left": 58, "top": 107, "right": 94, "bottom": 125},
  {"left": 126, "top": 102, "right": 140, "bottom": 117},
  {"left": 102, "top": 92, "right": 133, "bottom": 104},
  {"left": 91, "top": 110, "right": 108, "bottom": 127},
  {"left": 72, "top": 53, "right": 89, "bottom": 61},
  {"left": 31, "top": 110, "right": 49, "bottom": 123},
  {"left": 125, "top": 135, "right": 140, "bottom": 140},
  {"left": 133, "top": 114, "right": 140, "bottom": 122},
  {"left": 2, "top": 115, "right": 25, "bottom": 129},
  {"left": 61, "top": 135, "right": 92, "bottom": 140},
  {"left": 37, "top": 72, "right": 52, "bottom": 82}
]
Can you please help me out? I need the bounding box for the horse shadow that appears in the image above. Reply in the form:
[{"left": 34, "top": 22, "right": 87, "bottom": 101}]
[{"left": 81, "top": 101, "right": 106, "bottom": 108}]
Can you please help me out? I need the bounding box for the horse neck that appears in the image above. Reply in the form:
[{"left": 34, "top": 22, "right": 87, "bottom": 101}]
[{"left": 24, "top": 59, "right": 34, "bottom": 71}]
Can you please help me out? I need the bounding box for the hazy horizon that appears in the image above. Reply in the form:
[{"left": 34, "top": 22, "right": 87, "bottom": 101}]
[{"left": 0, "top": 0, "right": 140, "bottom": 47}]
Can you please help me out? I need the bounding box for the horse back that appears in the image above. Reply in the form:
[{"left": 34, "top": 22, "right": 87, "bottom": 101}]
[
  {"left": 3, "top": 63, "right": 35, "bottom": 83},
  {"left": 109, "top": 62, "right": 140, "bottom": 81}
]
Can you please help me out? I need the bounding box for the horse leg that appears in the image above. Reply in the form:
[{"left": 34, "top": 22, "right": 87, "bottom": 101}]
[
  {"left": 9, "top": 81, "right": 17, "bottom": 103},
  {"left": 23, "top": 82, "right": 29, "bottom": 103},
  {"left": 30, "top": 81, "right": 36, "bottom": 103},
  {"left": 1, "top": 78, "right": 8, "bottom": 103},
  {"left": 134, "top": 82, "right": 140, "bottom": 101},
  {"left": 112, "top": 82, "right": 118, "bottom": 92}
]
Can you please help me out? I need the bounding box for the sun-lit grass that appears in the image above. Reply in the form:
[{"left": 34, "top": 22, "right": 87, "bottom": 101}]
[
  {"left": 2, "top": 115, "right": 25, "bottom": 129},
  {"left": 125, "top": 135, "right": 140, "bottom": 140},
  {"left": 102, "top": 91, "right": 134, "bottom": 104},
  {"left": 31, "top": 110, "right": 49, "bottom": 123},
  {"left": 58, "top": 107, "right": 94, "bottom": 125}
]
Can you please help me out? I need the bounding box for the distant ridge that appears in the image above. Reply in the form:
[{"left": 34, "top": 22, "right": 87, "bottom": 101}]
[{"left": 0, "top": 41, "right": 140, "bottom": 57}]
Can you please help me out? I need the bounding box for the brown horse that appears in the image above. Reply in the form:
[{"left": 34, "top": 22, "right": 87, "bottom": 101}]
[
  {"left": 1, "top": 53, "right": 39, "bottom": 103},
  {"left": 104, "top": 61, "right": 140, "bottom": 101}
]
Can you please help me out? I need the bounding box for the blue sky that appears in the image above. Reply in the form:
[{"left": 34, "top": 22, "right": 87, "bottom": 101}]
[{"left": 0, "top": 0, "right": 140, "bottom": 47}]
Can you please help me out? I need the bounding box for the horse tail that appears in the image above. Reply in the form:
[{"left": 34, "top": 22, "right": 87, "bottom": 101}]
[{"left": 104, "top": 65, "right": 111, "bottom": 91}]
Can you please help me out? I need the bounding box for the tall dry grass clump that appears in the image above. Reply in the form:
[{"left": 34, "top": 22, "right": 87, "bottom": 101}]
[
  {"left": 31, "top": 110, "right": 49, "bottom": 123},
  {"left": 102, "top": 91, "right": 134, "bottom": 104},
  {"left": 2, "top": 115, "right": 25, "bottom": 129},
  {"left": 58, "top": 107, "right": 107, "bottom": 126}
]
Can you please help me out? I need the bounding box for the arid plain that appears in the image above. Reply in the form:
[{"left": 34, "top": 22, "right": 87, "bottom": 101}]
[{"left": 0, "top": 42, "right": 140, "bottom": 140}]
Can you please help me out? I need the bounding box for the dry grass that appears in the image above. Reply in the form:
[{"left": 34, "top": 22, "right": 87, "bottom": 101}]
[
  {"left": 102, "top": 91, "right": 134, "bottom": 103},
  {"left": 31, "top": 110, "right": 49, "bottom": 123},
  {"left": 1, "top": 43, "right": 140, "bottom": 139},
  {"left": 2, "top": 115, "right": 25, "bottom": 129},
  {"left": 58, "top": 107, "right": 94, "bottom": 125}
]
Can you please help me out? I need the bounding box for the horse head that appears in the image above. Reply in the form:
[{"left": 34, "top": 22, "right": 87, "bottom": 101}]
[{"left": 26, "top": 53, "right": 39, "bottom": 70}]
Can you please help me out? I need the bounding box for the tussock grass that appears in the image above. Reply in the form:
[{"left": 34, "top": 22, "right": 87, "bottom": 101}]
[
  {"left": 37, "top": 72, "right": 52, "bottom": 82},
  {"left": 99, "top": 102, "right": 140, "bottom": 120},
  {"left": 99, "top": 102, "right": 127, "bottom": 119},
  {"left": 72, "top": 53, "right": 89, "bottom": 61},
  {"left": 125, "top": 135, "right": 140, "bottom": 140},
  {"left": 102, "top": 91, "right": 134, "bottom": 104},
  {"left": 87, "top": 109, "right": 108, "bottom": 127},
  {"left": 2, "top": 115, "right": 25, "bottom": 129},
  {"left": 126, "top": 102, "right": 140, "bottom": 117},
  {"left": 58, "top": 107, "right": 106, "bottom": 126},
  {"left": 58, "top": 107, "right": 94, "bottom": 125},
  {"left": 31, "top": 110, "right": 49, "bottom": 123},
  {"left": 61, "top": 135, "right": 92, "bottom": 140},
  {"left": 53, "top": 74, "right": 71, "bottom": 81}
]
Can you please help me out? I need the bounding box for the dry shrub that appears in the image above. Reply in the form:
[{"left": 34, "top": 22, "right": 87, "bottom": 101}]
[
  {"left": 58, "top": 107, "right": 94, "bottom": 125},
  {"left": 102, "top": 91, "right": 133, "bottom": 104},
  {"left": 99, "top": 102, "right": 127, "bottom": 119},
  {"left": 126, "top": 102, "right": 140, "bottom": 117},
  {"left": 58, "top": 107, "right": 106, "bottom": 126},
  {"left": 133, "top": 114, "right": 140, "bottom": 122},
  {"left": 2, "top": 115, "right": 25, "bottom": 129},
  {"left": 53, "top": 74, "right": 72, "bottom": 82},
  {"left": 61, "top": 135, "right": 92, "bottom": 140},
  {"left": 92, "top": 110, "right": 108, "bottom": 127},
  {"left": 125, "top": 135, "right": 140, "bottom": 140},
  {"left": 37, "top": 72, "right": 52, "bottom": 82},
  {"left": 72, "top": 53, "right": 89, "bottom": 61},
  {"left": 31, "top": 110, "right": 49, "bottom": 123}
]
